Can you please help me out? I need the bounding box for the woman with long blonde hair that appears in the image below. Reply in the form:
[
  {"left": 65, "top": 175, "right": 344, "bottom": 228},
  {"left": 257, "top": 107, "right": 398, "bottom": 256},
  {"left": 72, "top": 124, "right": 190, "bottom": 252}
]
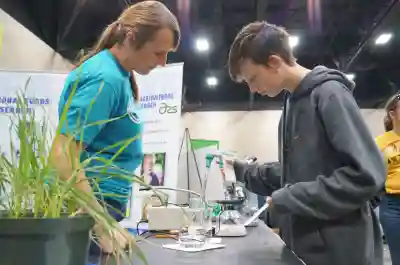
[
  {"left": 51, "top": 1, "right": 180, "bottom": 255},
  {"left": 376, "top": 94, "right": 400, "bottom": 265}
]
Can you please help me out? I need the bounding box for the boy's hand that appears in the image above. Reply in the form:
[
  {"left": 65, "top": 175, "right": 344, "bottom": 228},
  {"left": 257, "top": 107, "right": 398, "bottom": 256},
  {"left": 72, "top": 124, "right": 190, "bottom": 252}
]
[
  {"left": 267, "top": 196, "right": 273, "bottom": 209},
  {"left": 224, "top": 157, "right": 235, "bottom": 165}
]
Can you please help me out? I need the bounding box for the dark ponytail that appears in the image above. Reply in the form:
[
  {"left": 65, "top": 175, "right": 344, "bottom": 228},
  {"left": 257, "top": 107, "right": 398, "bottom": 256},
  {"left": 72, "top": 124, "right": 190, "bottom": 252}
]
[
  {"left": 384, "top": 94, "right": 400, "bottom": 132},
  {"left": 130, "top": 74, "right": 139, "bottom": 102}
]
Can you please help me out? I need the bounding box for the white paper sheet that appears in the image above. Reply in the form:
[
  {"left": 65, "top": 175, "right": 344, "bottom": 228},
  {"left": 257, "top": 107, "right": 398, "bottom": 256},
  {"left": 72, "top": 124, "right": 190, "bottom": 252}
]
[{"left": 162, "top": 242, "right": 225, "bottom": 252}]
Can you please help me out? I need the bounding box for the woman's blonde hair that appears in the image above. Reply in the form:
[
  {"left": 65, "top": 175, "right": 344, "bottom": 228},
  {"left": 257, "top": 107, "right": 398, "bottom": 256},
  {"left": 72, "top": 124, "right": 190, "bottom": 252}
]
[
  {"left": 77, "top": 1, "right": 180, "bottom": 66},
  {"left": 76, "top": 1, "right": 181, "bottom": 101}
]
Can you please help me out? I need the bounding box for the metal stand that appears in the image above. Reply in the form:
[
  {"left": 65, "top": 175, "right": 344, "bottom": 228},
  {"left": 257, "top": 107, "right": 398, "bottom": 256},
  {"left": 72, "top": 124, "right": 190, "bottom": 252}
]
[{"left": 178, "top": 128, "right": 202, "bottom": 203}]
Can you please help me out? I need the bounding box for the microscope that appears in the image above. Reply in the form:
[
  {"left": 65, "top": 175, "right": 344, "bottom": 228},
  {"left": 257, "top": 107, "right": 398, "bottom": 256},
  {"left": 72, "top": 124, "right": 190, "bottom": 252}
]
[
  {"left": 205, "top": 154, "right": 258, "bottom": 228},
  {"left": 142, "top": 153, "right": 259, "bottom": 236}
]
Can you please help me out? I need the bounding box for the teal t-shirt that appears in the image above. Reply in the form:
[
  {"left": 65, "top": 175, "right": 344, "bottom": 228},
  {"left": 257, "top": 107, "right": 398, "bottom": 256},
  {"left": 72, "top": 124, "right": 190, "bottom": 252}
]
[{"left": 58, "top": 49, "right": 143, "bottom": 203}]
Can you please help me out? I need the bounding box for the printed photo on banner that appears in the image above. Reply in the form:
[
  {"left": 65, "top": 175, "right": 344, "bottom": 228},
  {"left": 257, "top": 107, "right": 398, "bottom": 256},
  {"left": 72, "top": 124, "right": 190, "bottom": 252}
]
[{"left": 140, "top": 152, "right": 166, "bottom": 186}]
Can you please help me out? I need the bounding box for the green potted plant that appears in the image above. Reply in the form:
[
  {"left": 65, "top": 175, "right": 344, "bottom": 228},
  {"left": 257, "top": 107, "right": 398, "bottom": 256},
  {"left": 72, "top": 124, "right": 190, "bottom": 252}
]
[{"left": 0, "top": 78, "right": 152, "bottom": 265}]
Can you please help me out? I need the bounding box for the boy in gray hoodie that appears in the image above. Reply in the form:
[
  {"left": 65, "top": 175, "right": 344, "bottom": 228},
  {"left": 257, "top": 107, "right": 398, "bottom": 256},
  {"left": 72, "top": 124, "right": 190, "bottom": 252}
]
[{"left": 228, "top": 21, "right": 386, "bottom": 265}]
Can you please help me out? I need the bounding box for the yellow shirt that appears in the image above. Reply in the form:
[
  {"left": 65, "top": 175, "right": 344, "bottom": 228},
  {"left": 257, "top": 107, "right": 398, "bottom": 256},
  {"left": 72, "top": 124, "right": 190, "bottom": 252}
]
[{"left": 376, "top": 130, "right": 400, "bottom": 194}]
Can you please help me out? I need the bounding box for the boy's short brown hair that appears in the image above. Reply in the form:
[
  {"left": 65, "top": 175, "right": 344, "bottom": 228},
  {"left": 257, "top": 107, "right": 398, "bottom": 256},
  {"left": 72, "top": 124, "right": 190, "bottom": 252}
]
[{"left": 228, "top": 21, "right": 296, "bottom": 82}]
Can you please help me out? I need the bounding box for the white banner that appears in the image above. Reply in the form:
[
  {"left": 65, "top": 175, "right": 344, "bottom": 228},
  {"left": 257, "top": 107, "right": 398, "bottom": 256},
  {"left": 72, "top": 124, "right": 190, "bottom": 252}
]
[
  {"left": 0, "top": 70, "right": 66, "bottom": 158},
  {"left": 136, "top": 63, "right": 183, "bottom": 193},
  {"left": 0, "top": 65, "right": 184, "bottom": 225}
]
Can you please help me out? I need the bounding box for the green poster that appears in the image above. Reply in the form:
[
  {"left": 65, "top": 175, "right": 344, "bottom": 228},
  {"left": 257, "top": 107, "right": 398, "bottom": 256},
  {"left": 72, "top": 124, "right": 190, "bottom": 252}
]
[{"left": 190, "top": 139, "right": 219, "bottom": 151}]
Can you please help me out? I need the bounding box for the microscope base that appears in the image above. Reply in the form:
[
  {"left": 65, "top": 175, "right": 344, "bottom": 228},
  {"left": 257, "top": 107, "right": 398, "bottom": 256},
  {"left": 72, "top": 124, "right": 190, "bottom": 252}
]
[{"left": 215, "top": 224, "right": 247, "bottom": 237}]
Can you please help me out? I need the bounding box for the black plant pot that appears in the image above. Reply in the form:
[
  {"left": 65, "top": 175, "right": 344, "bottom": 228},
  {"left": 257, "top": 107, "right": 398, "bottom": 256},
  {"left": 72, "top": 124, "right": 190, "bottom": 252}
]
[{"left": 0, "top": 214, "right": 94, "bottom": 265}]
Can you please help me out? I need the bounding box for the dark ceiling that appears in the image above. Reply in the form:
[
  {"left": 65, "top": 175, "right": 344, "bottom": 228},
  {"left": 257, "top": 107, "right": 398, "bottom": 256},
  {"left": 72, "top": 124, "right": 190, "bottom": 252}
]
[{"left": 1, "top": 0, "right": 400, "bottom": 111}]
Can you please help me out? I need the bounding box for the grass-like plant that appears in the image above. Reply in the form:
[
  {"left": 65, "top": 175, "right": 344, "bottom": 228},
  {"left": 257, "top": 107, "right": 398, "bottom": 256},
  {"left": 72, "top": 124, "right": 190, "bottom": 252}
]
[{"left": 0, "top": 73, "right": 165, "bottom": 264}]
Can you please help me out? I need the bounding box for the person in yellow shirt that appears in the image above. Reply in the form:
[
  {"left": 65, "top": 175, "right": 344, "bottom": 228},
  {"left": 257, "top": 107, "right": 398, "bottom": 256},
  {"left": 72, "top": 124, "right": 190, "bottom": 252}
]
[{"left": 376, "top": 94, "right": 400, "bottom": 265}]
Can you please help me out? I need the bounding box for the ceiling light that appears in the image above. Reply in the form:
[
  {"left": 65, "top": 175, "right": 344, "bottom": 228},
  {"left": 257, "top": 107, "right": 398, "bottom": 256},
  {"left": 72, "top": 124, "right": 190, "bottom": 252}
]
[
  {"left": 195, "top": 38, "right": 210, "bottom": 52},
  {"left": 289, "top": 36, "right": 299, "bottom": 48},
  {"left": 206, "top": 76, "right": 218, "bottom": 87},
  {"left": 346, "top": 73, "right": 355, "bottom": 81},
  {"left": 375, "top": 33, "right": 393, "bottom": 45}
]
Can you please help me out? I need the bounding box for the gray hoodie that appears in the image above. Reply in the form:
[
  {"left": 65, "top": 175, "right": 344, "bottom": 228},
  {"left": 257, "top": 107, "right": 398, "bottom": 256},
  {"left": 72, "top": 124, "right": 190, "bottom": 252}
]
[{"left": 234, "top": 66, "right": 386, "bottom": 265}]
